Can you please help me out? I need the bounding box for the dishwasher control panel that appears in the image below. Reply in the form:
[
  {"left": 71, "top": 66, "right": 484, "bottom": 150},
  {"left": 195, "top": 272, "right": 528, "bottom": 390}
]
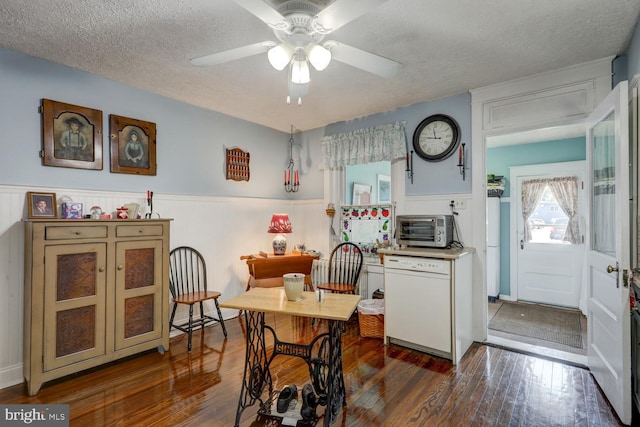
[{"left": 384, "top": 255, "right": 450, "bottom": 274}]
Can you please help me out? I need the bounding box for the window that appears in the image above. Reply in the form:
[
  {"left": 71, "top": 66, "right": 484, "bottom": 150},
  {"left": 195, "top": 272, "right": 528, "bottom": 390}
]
[
  {"left": 345, "top": 161, "right": 391, "bottom": 205},
  {"left": 520, "top": 176, "right": 581, "bottom": 244},
  {"left": 526, "top": 185, "right": 573, "bottom": 244}
]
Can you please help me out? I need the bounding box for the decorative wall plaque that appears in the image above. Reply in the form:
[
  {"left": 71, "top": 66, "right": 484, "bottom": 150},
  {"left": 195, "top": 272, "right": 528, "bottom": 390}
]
[{"left": 226, "top": 148, "right": 250, "bottom": 181}]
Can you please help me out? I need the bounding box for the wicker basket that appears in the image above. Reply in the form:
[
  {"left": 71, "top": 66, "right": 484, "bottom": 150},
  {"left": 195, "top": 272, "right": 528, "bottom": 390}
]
[
  {"left": 487, "top": 188, "right": 503, "bottom": 197},
  {"left": 358, "top": 312, "right": 384, "bottom": 338}
]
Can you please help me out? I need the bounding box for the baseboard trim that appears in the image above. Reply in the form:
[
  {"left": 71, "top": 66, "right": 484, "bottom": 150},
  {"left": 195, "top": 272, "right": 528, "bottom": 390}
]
[{"left": 0, "top": 363, "right": 25, "bottom": 391}]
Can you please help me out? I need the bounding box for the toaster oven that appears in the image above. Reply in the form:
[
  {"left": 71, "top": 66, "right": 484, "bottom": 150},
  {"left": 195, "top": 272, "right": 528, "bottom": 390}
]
[{"left": 396, "top": 215, "right": 454, "bottom": 248}]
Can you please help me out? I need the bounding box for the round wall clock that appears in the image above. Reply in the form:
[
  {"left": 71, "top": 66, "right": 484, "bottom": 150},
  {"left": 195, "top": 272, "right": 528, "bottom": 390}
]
[{"left": 413, "top": 114, "right": 461, "bottom": 162}]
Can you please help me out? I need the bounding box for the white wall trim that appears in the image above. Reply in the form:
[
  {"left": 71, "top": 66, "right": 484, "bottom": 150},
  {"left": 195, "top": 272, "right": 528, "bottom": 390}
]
[{"left": 471, "top": 57, "right": 613, "bottom": 344}]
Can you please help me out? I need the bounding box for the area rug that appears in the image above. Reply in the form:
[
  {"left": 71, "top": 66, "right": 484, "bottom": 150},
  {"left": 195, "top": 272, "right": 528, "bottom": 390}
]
[{"left": 489, "top": 302, "right": 584, "bottom": 349}]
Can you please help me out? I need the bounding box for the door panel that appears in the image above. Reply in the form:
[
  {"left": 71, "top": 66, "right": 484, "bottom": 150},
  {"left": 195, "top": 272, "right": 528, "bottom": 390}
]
[
  {"left": 44, "top": 243, "right": 107, "bottom": 371},
  {"left": 114, "top": 239, "right": 164, "bottom": 350},
  {"left": 586, "top": 81, "right": 630, "bottom": 425},
  {"left": 512, "top": 162, "right": 586, "bottom": 308}
]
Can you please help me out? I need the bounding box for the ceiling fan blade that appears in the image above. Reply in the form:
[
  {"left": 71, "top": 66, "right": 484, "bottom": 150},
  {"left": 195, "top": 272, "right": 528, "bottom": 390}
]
[
  {"left": 326, "top": 41, "right": 401, "bottom": 78},
  {"left": 234, "top": 0, "right": 289, "bottom": 31},
  {"left": 191, "top": 42, "right": 274, "bottom": 67},
  {"left": 312, "top": 0, "right": 390, "bottom": 34}
]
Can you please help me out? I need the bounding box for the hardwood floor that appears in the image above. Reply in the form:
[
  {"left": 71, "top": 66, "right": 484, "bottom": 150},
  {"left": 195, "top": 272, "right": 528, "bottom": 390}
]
[{"left": 0, "top": 313, "right": 623, "bottom": 426}]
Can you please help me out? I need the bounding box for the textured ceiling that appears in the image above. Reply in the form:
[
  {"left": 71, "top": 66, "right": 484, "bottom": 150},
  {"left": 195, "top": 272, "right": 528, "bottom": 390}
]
[{"left": 0, "top": 0, "right": 639, "bottom": 133}]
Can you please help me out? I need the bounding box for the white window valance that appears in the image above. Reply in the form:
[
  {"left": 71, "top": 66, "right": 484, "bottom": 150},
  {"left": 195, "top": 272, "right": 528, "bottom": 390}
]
[{"left": 320, "top": 121, "right": 407, "bottom": 169}]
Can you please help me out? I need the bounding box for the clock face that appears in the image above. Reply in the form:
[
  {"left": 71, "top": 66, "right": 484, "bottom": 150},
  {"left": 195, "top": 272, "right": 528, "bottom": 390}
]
[{"left": 413, "top": 114, "right": 460, "bottom": 161}]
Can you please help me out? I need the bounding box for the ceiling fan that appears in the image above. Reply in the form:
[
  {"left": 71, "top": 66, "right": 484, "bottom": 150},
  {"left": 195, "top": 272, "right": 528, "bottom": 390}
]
[{"left": 191, "top": 0, "right": 402, "bottom": 105}]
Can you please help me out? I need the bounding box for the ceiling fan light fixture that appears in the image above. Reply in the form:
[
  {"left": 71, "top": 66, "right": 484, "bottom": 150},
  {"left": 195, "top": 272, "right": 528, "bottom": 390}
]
[
  {"left": 287, "top": 81, "right": 309, "bottom": 106},
  {"left": 290, "top": 58, "right": 310, "bottom": 84},
  {"left": 306, "top": 43, "right": 331, "bottom": 71},
  {"left": 267, "top": 43, "right": 294, "bottom": 70}
]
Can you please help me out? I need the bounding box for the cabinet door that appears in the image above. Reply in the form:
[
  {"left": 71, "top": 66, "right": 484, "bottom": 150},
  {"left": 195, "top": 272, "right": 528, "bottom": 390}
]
[
  {"left": 43, "top": 243, "right": 107, "bottom": 371},
  {"left": 114, "top": 239, "right": 164, "bottom": 350}
]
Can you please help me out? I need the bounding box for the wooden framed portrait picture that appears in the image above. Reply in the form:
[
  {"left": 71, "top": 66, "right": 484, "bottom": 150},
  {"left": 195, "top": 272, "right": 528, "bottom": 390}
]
[
  {"left": 41, "top": 99, "right": 103, "bottom": 170},
  {"left": 110, "top": 114, "right": 156, "bottom": 175},
  {"left": 27, "top": 192, "right": 57, "bottom": 219}
]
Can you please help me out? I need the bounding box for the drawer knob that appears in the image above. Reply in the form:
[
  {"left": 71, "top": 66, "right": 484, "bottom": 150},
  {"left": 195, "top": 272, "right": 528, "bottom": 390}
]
[
  {"left": 75, "top": 231, "right": 81, "bottom": 235},
  {"left": 117, "top": 265, "right": 123, "bottom": 271},
  {"left": 98, "top": 267, "right": 105, "bottom": 273}
]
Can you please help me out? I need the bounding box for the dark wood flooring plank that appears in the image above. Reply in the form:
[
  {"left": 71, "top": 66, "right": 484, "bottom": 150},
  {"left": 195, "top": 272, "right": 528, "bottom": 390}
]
[
  {"left": 0, "top": 314, "right": 623, "bottom": 427},
  {"left": 471, "top": 347, "right": 517, "bottom": 426}
]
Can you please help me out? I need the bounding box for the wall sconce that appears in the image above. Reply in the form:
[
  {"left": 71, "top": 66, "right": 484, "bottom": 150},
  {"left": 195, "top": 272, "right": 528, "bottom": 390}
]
[
  {"left": 457, "top": 143, "right": 466, "bottom": 181},
  {"left": 284, "top": 125, "right": 300, "bottom": 192},
  {"left": 406, "top": 151, "right": 414, "bottom": 184}
]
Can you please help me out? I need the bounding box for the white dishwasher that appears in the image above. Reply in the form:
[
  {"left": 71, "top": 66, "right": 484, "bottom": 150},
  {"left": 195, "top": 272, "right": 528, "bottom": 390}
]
[{"left": 384, "top": 255, "right": 452, "bottom": 358}]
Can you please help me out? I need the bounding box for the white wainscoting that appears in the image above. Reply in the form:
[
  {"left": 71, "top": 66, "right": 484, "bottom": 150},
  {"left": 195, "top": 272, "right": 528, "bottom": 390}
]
[{"left": 0, "top": 185, "right": 325, "bottom": 390}]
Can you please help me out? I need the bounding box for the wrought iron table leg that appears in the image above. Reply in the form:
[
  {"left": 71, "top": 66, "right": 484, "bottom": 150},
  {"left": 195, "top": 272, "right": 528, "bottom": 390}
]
[
  {"left": 324, "top": 319, "right": 346, "bottom": 426},
  {"left": 233, "top": 311, "right": 271, "bottom": 427}
]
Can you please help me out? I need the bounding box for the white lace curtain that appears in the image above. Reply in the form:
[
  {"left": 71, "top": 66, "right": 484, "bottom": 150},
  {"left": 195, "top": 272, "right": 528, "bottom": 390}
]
[
  {"left": 320, "top": 121, "right": 407, "bottom": 169},
  {"left": 521, "top": 180, "right": 547, "bottom": 242},
  {"left": 521, "top": 176, "right": 580, "bottom": 244}
]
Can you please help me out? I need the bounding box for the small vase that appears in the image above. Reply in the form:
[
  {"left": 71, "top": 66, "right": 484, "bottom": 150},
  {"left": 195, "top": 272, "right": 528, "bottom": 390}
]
[
  {"left": 272, "top": 234, "right": 287, "bottom": 255},
  {"left": 116, "top": 207, "right": 128, "bottom": 219},
  {"left": 283, "top": 273, "right": 305, "bottom": 301}
]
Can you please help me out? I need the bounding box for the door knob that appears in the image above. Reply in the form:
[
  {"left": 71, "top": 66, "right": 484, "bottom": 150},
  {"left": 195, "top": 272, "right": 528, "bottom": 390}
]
[{"left": 607, "top": 265, "right": 618, "bottom": 273}]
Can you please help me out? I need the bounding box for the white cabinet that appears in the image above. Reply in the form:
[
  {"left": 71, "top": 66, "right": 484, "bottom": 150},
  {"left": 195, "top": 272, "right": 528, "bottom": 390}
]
[{"left": 365, "top": 262, "right": 384, "bottom": 299}]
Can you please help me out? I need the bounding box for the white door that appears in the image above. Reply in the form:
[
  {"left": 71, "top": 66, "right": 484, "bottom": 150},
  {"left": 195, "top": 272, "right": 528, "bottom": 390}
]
[
  {"left": 586, "top": 81, "right": 631, "bottom": 425},
  {"left": 512, "top": 162, "right": 586, "bottom": 308}
]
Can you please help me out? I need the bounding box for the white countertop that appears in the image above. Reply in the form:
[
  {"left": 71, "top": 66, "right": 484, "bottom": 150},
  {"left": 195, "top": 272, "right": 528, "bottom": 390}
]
[{"left": 379, "top": 246, "right": 475, "bottom": 260}]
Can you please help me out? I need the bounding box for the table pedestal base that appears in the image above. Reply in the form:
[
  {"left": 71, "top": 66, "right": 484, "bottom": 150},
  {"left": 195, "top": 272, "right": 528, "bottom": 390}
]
[{"left": 233, "top": 312, "right": 346, "bottom": 427}]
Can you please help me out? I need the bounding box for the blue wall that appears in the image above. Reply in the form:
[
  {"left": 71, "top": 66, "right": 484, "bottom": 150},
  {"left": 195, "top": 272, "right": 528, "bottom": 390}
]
[
  {"left": 0, "top": 47, "right": 325, "bottom": 200},
  {"left": 325, "top": 93, "right": 472, "bottom": 196},
  {"left": 487, "top": 136, "right": 586, "bottom": 296},
  {"left": 0, "top": 45, "right": 473, "bottom": 202},
  {"left": 2, "top": 12, "right": 639, "bottom": 206}
]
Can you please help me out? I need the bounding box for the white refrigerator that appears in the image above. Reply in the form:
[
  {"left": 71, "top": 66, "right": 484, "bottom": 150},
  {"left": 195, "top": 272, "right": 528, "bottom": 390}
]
[{"left": 487, "top": 197, "right": 500, "bottom": 301}]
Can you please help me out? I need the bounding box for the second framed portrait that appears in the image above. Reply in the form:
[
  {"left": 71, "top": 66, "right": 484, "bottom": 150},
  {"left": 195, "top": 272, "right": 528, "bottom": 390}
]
[
  {"left": 110, "top": 114, "right": 157, "bottom": 175},
  {"left": 41, "top": 99, "right": 103, "bottom": 170}
]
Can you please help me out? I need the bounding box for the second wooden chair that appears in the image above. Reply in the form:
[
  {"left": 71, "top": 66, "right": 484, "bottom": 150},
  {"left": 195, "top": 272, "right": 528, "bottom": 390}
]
[
  {"left": 169, "top": 246, "right": 227, "bottom": 352},
  {"left": 316, "top": 242, "right": 364, "bottom": 295}
]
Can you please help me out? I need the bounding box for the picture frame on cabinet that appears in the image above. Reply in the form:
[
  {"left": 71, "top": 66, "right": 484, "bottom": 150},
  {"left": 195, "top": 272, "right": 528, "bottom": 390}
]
[
  {"left": 109, "top": 114, "right": 157, "bottom": 175},
  {"left": 41, "top": 99, "right": 103, "bottom": 170},
  {"left": 377, "top": 174, "right": 391, "bottom": 203},
  {"left": 352, "top": 183, "right": 372, "bottom": 205},
  {"left": 27, "top": 192, "right": 57, "bottom": 218}
]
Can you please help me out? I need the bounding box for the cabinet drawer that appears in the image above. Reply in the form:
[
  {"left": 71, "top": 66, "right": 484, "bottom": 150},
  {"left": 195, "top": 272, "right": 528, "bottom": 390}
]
[
  {"left": 45, "top": 226, "right": 108, "bottom": 240},
  {"left": 116, "top": 225, "right": 164, "bottom": 237}
]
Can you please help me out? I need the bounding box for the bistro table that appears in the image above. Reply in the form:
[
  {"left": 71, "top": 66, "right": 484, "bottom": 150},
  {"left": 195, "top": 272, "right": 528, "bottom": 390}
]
[{"left": 220, "top": 287, "right": 361, "bottom": 427}]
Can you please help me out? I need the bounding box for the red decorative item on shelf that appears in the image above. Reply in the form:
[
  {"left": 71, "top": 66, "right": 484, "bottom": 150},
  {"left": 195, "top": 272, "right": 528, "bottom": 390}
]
[{"left": 116, "top": 207, "right": 129, "bottom": 219}]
